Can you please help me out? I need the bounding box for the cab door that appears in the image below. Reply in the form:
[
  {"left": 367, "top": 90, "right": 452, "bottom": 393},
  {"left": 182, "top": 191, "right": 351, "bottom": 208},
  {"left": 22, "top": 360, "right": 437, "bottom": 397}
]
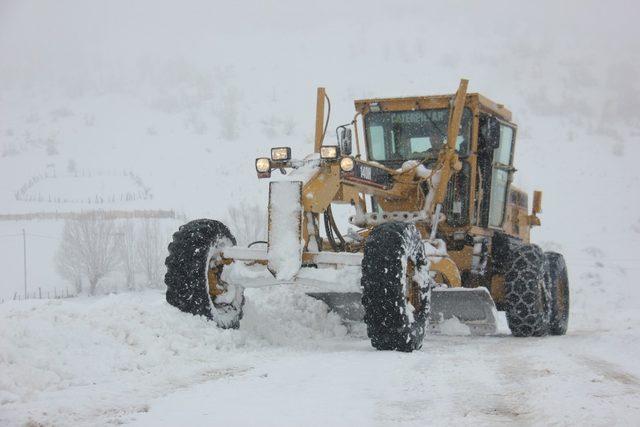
[{"left": 488, "top": 124, "right": 516, "bottom": 228}]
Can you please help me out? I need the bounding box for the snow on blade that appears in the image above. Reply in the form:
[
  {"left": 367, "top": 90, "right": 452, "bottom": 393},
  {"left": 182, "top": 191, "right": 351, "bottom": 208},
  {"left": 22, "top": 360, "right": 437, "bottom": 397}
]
[
  {"left": 435, "top": 316, "right": 472, "bottom": 336},
  {"left": 267, "top": 181, "right": 303, "bottom": 280}
]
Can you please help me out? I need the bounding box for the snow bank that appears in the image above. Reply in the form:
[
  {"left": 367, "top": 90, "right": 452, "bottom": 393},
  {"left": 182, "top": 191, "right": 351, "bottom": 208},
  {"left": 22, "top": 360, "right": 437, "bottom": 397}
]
[
  {"left": 2, "top": 251, "right": 640, "bottom": 426},
  {"left": 0, "top": 288, "right": 346, "bottom": 426}
]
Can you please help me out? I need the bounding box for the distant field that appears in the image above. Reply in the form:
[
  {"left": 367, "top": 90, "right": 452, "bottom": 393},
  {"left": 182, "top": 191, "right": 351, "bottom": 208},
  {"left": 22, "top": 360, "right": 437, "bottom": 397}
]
[
  {"left": 15, "top": 171, "right": 152, "bottom": 205},
  {"left": 0, "top": 209, "right": 181, "bottom": 221}
]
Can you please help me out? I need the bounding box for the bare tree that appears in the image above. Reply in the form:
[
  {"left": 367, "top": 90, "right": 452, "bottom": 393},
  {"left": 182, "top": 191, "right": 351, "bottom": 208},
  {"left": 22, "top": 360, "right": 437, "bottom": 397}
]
[
  {"left": 225, "top": 202, "right": 267, "bottom": 245},
  {"left": 55, "top": 216, "right": 120, "bottom": 295},
  {"left": 118, "top": 220, "right": 137, "bottom": 290},
  {"left": 54, "top": 249, "right": 84, "bottom": 294},
  {"left": 136, "top": 219, "right": 166, "bottom": 287}
]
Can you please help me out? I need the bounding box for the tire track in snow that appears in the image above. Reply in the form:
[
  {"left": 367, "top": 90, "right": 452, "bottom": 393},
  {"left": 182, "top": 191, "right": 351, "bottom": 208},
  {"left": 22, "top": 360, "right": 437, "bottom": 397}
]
[
  {"left": 373, "top": 335, "right": 542, "bottom": 425},
  {"left": 579, "top": 356, "right": 640, "bottom": 389},
  {"left": 448, "top": 337, "right": 540, "bottom": 425}
]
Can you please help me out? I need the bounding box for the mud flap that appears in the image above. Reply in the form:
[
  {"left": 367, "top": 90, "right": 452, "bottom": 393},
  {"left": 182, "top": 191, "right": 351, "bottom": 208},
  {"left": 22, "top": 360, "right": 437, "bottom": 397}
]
[
  {"left": 308, "top": 287, "right": 497, "bottom": 336},
  {"left": 428, "top": 287, "right": 497, "bottom": 335}
]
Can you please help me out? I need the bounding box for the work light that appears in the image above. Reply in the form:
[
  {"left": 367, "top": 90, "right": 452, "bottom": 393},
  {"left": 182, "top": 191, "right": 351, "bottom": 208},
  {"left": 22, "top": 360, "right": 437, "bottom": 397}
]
[
  {"left": 320, "top": 145, "right": 339, "bottom": 160},
  {"left": 270, "top": 147, "right": 291, "bottom": 161},
  {"left": 369, "top": 102, "right": 381, "bottom": 112},
  {"left": 340, "top": 156, "right": 355, "bottom": 172},
  {"left": 255, "top": 157, "right": 271, "bottom": 173}
]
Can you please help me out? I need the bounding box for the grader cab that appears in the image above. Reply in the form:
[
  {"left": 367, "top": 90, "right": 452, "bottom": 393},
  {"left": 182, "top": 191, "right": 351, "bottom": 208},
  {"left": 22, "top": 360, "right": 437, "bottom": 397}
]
[{"left": 165, "top": 80, "right": 570, "bottom": 352}]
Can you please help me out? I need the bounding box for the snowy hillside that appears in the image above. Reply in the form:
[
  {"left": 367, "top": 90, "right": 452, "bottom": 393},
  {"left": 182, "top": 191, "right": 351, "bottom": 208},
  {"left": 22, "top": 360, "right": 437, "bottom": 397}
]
[{"left": 1, "top": 0, "right": 639, "bottom": 425}]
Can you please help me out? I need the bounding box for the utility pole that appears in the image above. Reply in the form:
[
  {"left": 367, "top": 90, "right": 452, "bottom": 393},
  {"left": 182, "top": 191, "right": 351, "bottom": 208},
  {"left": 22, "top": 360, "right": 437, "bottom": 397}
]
[{"left": 22, "top": 229, "right": 27, "bottom": 299}]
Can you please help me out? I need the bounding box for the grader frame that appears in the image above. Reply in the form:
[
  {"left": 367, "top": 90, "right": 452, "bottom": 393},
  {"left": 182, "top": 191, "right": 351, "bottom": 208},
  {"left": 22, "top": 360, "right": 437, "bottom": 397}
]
[
  {"left": 220, "top": 80, "right": 542, "bottom": 307},
  {"left": 164, "top": 78, "right": 569, "bottom": 351}
]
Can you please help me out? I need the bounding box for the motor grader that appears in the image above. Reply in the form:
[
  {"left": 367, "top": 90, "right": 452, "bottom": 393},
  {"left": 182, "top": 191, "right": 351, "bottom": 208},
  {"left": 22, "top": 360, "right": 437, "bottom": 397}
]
[{"left": 165, "top": 79, "right": 570, "bottom": 352}]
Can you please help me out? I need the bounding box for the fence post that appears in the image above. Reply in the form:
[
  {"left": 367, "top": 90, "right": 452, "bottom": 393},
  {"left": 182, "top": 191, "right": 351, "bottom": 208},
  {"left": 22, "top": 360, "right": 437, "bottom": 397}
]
[
  {"left": 23, "top": 229, "right": 27, "bottom": 299},
  {"left": 39, "top": 287, "right": 42, "bottom": 299}
]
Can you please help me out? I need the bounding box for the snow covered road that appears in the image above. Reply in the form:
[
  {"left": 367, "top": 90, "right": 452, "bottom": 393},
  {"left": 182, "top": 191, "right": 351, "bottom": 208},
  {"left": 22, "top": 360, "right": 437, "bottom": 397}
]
[
  {"left": 2, "top": 274, "right": 639, "bottom": 426},
  {"left": 129, "top": 332, "right": 640, "bottom": 426}
]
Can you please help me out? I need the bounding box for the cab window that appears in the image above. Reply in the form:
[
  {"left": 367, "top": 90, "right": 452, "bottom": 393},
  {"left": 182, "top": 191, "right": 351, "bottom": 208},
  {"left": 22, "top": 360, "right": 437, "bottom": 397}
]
[{"left": 365, "top": 108, "right": 472, "bottom": 162}]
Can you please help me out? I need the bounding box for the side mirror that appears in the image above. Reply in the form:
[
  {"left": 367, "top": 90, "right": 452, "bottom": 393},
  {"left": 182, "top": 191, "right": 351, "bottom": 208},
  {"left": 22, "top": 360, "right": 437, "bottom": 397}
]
[
  {"left": 532, "top": 190, "right": 542, "bottom": 214},
  {"left": 337, "top": 126, "right": 352, "bottom": 156},
  {"left": 480, "top": 116, "right": 500, "bottom": 149},
  {"left": 528, "top": 190, "right": 542, "bottom": 227}
]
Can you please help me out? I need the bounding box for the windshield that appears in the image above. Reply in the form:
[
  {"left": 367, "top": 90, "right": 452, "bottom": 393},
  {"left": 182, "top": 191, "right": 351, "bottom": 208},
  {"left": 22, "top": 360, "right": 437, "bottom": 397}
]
[{"left": 364, "top": 108, "right": 472, "bottom": 162}]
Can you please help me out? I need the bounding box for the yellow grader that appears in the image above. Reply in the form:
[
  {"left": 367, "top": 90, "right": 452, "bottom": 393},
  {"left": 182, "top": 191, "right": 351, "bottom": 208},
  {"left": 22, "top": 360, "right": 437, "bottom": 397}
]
[{"left": 165, "top": 80, "right": 570, "bottom": 352}]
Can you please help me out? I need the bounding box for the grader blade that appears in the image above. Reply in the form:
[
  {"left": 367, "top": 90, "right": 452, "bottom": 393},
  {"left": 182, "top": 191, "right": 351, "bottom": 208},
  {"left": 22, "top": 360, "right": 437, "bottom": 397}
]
[
  {"left": 428, "top": 287, "right": 497, "bottom": 336},
  {"left": 308, "top": 287, "right": 498, "bottom": 336},
  {"left": 306, "top": 292, "right": 365, "bottom": 322}
]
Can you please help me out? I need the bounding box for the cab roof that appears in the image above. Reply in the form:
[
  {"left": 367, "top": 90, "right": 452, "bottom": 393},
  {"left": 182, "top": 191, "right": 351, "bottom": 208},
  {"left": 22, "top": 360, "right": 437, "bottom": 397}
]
[{"left": 354, "top": 92, "right": 512, "bottom": 122}]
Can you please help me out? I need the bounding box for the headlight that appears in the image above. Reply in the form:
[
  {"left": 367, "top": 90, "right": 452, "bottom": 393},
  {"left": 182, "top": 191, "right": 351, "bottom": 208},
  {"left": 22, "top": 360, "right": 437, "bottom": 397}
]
[
  {"left": 340, "top": 157, "right": 355, "bottom": 172},
  {"left": 270, "top": 147, "right": 291, "bottom": 161},
  {"left": 255, "top": 157, "right": 271, "bottom": 173},
  {"left": 320, "top": 145, "right": 339, "bottom": 160}
]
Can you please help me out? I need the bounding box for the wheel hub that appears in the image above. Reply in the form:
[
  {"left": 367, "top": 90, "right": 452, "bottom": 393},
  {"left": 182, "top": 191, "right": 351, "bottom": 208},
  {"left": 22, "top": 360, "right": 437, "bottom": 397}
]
[
  {"left": 207, "top": 256, "right": 233, "bottom": 299},
  {"left": 406, "top": 259, "right": 423, "bottom": 313}
]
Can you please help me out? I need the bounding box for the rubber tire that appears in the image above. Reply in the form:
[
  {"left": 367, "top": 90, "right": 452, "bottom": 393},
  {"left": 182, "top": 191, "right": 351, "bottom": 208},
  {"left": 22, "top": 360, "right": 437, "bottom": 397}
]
[
  {"left": 504, "top": 243, "right": 551, "bottom": 337},
  {"left": 361, "top": 222, "right": 430, "bottom": 352},
  {"left": 165, "top": 219, "right": 244, "bottom": 328},
  {"left": 545, "top": 252, "right": 569, "bottom": 335}
]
